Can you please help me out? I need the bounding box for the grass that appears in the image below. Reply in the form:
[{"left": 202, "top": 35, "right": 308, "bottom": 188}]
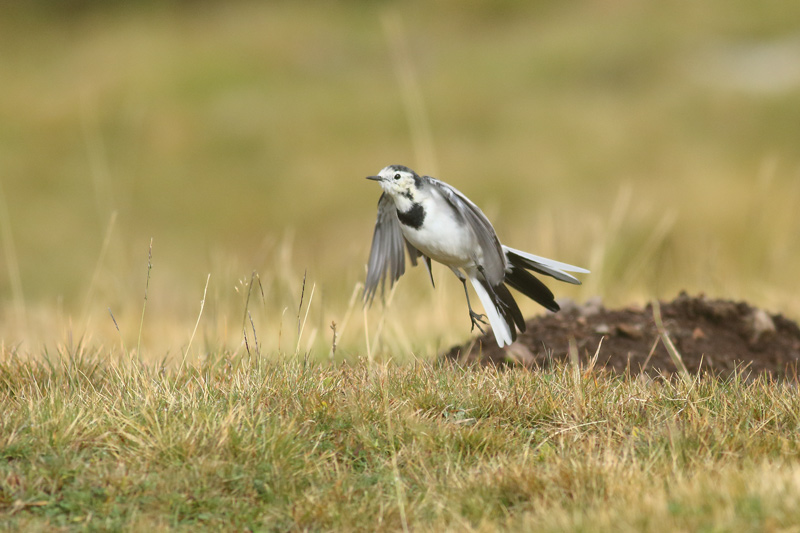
[
  {"left": 2, "top": 351, "right": 800, "bottom": 531},
  {"left": 2, "top": 1, "right": 800, "bottom": 529}
]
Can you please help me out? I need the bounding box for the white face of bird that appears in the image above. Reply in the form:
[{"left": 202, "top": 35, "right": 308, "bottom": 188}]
[{"left": 366, "top": 165, "right": 421, "bottom": 201}]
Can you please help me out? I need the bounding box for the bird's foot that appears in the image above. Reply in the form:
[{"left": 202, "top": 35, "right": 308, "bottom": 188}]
[{"left": 469, "top": 310, "right": 488, "bottom": 334}]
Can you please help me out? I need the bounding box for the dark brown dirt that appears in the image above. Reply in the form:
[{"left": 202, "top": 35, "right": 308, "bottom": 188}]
[{"left": 443, "top": 292, "right": 800, "bottom": 379}]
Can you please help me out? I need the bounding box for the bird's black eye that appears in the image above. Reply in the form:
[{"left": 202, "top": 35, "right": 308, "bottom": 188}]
[{"left": 394, "top": 173, "right": 401, "bottom": 180}]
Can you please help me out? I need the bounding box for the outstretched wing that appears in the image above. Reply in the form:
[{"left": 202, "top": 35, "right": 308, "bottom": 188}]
[
  {"left": 364, "top": 193, "right": 409, "bottom": 305},
  {"left": 424, "top": 176, "right": 506, "bottom": 286}
]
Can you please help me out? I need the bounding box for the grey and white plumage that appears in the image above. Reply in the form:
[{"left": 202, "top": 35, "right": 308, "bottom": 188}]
[{"left": 364, "top": 164, "right": 589, "bottom": 347}]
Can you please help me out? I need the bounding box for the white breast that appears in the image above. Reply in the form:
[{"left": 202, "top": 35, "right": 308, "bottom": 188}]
[{"left": 400, "top": 191, "right": 479, "bottom": 269}]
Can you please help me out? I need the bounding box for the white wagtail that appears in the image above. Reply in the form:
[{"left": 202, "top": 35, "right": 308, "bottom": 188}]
[{"left": 363, "top": 164, "right": 589, "bottom": 347}]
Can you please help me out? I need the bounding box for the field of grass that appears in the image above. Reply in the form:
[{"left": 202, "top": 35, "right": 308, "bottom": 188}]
[
  {"left": 3, "top": 353, "right": 800, "bottom": 531},
  {"left": 2, "top": 0, "right": 800, "bottom": 529}
]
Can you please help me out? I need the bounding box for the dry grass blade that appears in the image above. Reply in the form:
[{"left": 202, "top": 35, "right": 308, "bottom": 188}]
[
  {"left": 297, "top": 269, "right": 307, "bottom": 339},
  {"left": 180, "top": 273, "right": 210, "bottom": 372},
  {"left": 240, "top": 271, "right": 257, "bottom": 357},
  {"left": 136, "top": 238, "right": 154, "bottom": 358},
  {"left": 248, "top": 311, "right": 259, "bottom": 356},
  {"left": 296, "top": 280, "right": 315, "bottom": 355},
  {"left": 652, "top": 299, "right": 690, "bottom": 379},
  {"left": 585, "top": 336, "right": 604, "bottom": 375}
]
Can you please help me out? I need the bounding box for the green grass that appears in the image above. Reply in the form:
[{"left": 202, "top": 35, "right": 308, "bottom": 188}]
[{"left": 2, "top": 352, "right": 800, "bottom": 531}]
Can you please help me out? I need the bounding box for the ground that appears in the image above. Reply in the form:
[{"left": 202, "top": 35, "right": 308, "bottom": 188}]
[{"left": 445, "top": 293, "right": 800, "bottom": 379}]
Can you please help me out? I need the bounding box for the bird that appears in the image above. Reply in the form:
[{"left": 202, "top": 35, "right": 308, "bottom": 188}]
[{"left": 363, "top": 164, "right": 589, "bottom": 347}]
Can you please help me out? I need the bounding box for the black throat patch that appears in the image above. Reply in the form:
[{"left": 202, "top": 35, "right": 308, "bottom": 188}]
[{"left": 397, "top": 203, "right": 425, "bottom": 229}]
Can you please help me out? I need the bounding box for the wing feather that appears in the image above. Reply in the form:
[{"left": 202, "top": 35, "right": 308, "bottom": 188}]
[
  {"left": 364, "top": 193, "right": 408, "bottom": 304},
  {"left": 424, "top": 176, "right": 506, "bottom": 286}
]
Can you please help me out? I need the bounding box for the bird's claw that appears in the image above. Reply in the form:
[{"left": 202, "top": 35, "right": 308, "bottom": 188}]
[{"left": 469, "top": 310, "right": 488, "bottom": 335}]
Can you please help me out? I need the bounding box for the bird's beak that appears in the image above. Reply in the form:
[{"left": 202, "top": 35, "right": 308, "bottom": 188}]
[{"left": 366, "top": 175, "right": 383, "bottom": 182}]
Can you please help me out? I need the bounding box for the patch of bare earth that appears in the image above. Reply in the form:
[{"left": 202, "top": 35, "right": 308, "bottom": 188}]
[{"left": 443, "top": 292, "right": 800, "bottom": 379}]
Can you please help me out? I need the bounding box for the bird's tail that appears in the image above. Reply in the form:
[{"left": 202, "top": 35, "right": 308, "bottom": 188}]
[
  {"left": 503, "top": 261, "right": 560, "bottom": 312},
  {"left": 502, "top": 246, "right": 589, "bottom": 284},
  {"left": 502, "top": 246, "right": 590, "bottom": 313},
  {"left": 468, "top": 274, "right": 525, "bottom": 347},
  {"left": 467, "top": 249, "right": 589, "bottom": 347}
]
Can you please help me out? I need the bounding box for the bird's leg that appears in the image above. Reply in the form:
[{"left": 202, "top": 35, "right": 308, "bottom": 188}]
[{"left": 459, "top": 277, "right": 488, "bottom": 334}]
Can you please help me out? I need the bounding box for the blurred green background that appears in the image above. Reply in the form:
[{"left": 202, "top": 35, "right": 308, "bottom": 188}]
[{"left": 1, "top": 1, "right": 799, "bottom": 359}]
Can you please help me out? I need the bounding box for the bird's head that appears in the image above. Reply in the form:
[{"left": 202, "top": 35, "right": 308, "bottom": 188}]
[{"left": 366, "top": 165, "right": 422, "bottom": 201}]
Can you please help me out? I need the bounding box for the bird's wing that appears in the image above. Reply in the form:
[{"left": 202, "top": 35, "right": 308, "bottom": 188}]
[
  {"left": 424, "top": 176, "right": 506, "bottom": 286},
  {"left": 364, "top": 193, "right": 410, "bottom": 304}
]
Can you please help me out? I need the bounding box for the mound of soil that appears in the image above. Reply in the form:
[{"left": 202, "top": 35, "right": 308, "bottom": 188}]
[{"left": 443, "top": 293, "right": 800, "bottom": 379}]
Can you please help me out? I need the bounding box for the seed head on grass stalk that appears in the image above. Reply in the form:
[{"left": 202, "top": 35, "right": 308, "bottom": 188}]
[{"left": 108, "top": 307, "right": 124, "bottom": 353}]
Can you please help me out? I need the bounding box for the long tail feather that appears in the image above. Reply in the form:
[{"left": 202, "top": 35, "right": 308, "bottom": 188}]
[
  {"left": 469, "top": 276, "right": 515, "bottom": 347},
  {"left": 503, "top": 246, "right": 589, "bottom": 285},
  {"left": 504, "top": 263, "right": 559, "bottom": 312},
  {"left": 482, "top": 279, "right": 526, "bottom": 332}
]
